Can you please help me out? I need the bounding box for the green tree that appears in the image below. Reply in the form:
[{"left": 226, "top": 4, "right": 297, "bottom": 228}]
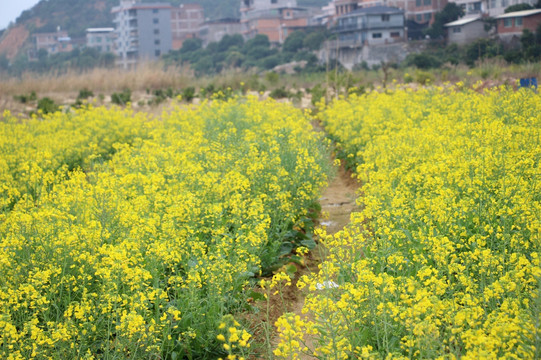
[
  {"left": 425, "top": 3, "right": 465, "bottom": 39},
  {"left": 303, "top": 31, "right": 327, "bottom": 50},
  {"left": 504, "top": 3, "right": 534, "bottom": 12},
  {"left": 181, "top": 38, "right": 203, "bottom": 54},
  {"left": 244, "top": 34, "right": 270, "bottom": 51},
  {"left": 283, "top": 31, "right": 305, "bottom": 53},
  {"left": 405, "top": 53, "right": 443, "bottom": 69},
  {"left": 217, "top": 34, "right": 244, "bottom": 52},
  {"left": 463, "top": 38, "right": 502, "bottom": 65}
]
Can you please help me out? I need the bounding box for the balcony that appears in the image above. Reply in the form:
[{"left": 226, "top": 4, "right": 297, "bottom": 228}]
[{"left": 334, "top": 23, "right": 362, "bottom": 32}]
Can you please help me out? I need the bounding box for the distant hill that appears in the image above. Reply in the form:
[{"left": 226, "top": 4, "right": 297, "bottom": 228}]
[
  {"left": 14, "top": 0, "right": 330, "bottom": 38},
  {"left": 0, "top": 0, "right": 328, "bottom": 60}
]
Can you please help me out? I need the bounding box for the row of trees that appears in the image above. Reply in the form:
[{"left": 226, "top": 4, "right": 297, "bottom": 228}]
[
  {"left": 163, "top": 30, "right": 329, "bottom": 76},
  {"left": 406, "top": 24, "right": 541, "bottom": 68},
  {"left": 1, "top": 48, "right": 115, "bottom": 76},
  {"left": 2, "top": 2, "right": 540, "bottom": 76}
]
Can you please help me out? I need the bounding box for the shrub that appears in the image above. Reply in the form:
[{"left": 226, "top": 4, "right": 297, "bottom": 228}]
[
  {"left": 77, "top": 88, "right": 94, "bottom": 100},
  {"left": 14, "top": 91, "right": 37, "bottom": 104},
  {"left": 415, "top": 69, "right": 434, "bottom": 85},
  {"left": 111, "top": 89, "right": 131, "bottom": 105},
  {"left": 406, "top": 53, "right": 443, "bottom": 69},
  {"left": 309, "top": 84, "right": 326, "bottom": 107},
  {"left": 181, "top": 87, "right": 196, "bottom": 102},
  {"left": 265, "top": 71, "right": 279, "bottom": 85},
  {"left": 403, "top": 72, "right": 414, "bottom": 83},
  {"left": 37, "top": 97, "right": 59, "bottom": 114},
  {"left": 269, "top": 87, "right": 290, "bottom": 99}
]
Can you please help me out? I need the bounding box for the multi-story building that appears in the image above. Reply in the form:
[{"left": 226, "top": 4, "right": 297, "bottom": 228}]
[
  {"left": 112, "top": 0, "right": 173, "bottom": 69},
  {"left": 333, "top": 5, "right": 406, "bottom": 47},
  {"left": 329, "top": 0, "right": 447, "bottom": 25},
  {"left": 240, "top": 0, "right": 318, "bottom": 43},
  {"left": 34, "top": 29, "right": 73, "bottom": 55},
  {"left": 86, "top": 28, "right": 116, "bottom": 53},
  {"left": 171, "top": 4, "right": 204, "bottom": 49},
  {"left": 334, "top": 0, "right": 361, "bottom": 16},
  {"left": 322, "top": 5, "right": 407, "bottom": 68},
  {"left": 405, "top": 0, "right": 448, "bottom": 25},
  {"left": 199, "top": 18, "right": 243, "bottom": 46},
  {"left": 446, "top": 0, "right": 537, "bottom": 18}
]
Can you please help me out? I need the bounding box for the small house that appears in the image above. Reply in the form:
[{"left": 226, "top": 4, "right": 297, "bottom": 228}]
[
  {"left": 444, "top": 16, "right": 488, "bottom": 45},
  {"left": 496, "top": 8, "right": 541, "bottom": 42}
]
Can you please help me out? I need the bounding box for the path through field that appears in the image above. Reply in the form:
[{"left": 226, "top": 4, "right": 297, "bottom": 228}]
[
  {"left": 269, "top": 162, "right": 360, "bottom": 359},
  {"left": 246, "top": 161, "right": 359, "bottom": 359},
  {"left": 288, "top": 163, "right": 360, "bottom": 359}
]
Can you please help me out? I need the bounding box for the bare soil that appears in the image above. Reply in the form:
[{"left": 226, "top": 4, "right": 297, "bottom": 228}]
[{"left": 245, "top": 162, "right": 359, "bottom": 359}]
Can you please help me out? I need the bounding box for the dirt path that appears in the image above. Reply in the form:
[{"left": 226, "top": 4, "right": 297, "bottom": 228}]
[
  {"left": 285, "top": 163, "right": 359, "bottom": 359},
  {"left": 318, "top": 164, "right": 359, "bottom": 237},
  {"left": 245, "top": 161, "right": 359, "bottom": 359}
]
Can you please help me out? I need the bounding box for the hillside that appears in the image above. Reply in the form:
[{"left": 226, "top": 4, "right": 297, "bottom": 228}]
[
  {"left": 13, "top": 0, "right": 329, "bottom": 38},
  {"left": 0, "top": 0, "right": 328, "bottom": 60}
]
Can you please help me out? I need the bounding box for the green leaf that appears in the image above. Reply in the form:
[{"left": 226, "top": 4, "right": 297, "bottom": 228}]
[
  {"left": 288, "top": 255, "right": 304, "bottom": 266},
  {"left": 300, "top": 239, "right": 317, "bottom": 249},
  {"left": 285, "top": 263, "right": 298, "bottom": 275},
  {"left": 247, "top": 290, "right": 266, "bottom": 302},
  {"left": 279, "top": 242, "right": 294, "bottom": 257}
]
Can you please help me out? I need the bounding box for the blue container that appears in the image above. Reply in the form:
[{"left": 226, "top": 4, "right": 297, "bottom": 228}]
[{"left": 519, "top": 77, "right": 538, "bottom": 90}]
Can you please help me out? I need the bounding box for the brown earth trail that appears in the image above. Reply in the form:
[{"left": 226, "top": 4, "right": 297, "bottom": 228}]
[{"left": 246, "top": 162, "right": 360, "bottom": 359}]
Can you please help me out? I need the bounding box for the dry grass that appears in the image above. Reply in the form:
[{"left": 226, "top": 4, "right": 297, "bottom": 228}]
[
  {"left": 1, "top": 60, "right": 539, "bottom": 118},
  {"left": 0, "top": 62, "right": 197, "bottom": 96}
]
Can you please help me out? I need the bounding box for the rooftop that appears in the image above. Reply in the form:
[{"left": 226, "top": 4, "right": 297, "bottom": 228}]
[
  {"left": 495, "top": 8, "right": 541, "bottom": 19},
  {"left": 444, "top": 16, "right": 482, "bottom": 27},
  {"left": 342, "top": 6, "right": 404, "bottom": 17},
  {"left": 112, "top": 3, "right": 172, "bottom": 13},
  {"left": 86, "top": 28, "right": 115, "bottom": 33},
  {"left": 202, "top": 18, "right": 241, "bottom": 25}
]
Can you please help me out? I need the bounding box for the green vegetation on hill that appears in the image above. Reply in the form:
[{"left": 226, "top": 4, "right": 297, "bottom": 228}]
[
  {"left": 14, "top": 0, "right": 329, "bottom": 38},
  {"left": 163, "top": 30, "right": 329, "bottom": 76},
  {"left": 17, "top": 0, "right": 119, "bottom": 38}
]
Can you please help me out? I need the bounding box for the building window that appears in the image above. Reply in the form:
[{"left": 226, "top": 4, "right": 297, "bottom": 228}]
[
  {"left": 153, "top": 18, "right": 159, "bottom": 24},
  {"left": 453, "top": 27, "right": 461, "bottom": 33},
  {"left": 501, "top": 0, "right": 508, "bottom": 7},
  {"left": 424, "top": 13, "right": 431, "bottom": 21},
  {"left": 372, "top": 33, "right": 382, "bottom": 38},
  {"left": 390, "top": 31, "right": 400, "bottom": 37},
  {"left": 154, "top": 29, "right": 160, "bottom": 35},
  {"left": 416, "top": 0, "right": 422, "bottom": 6},
  {"left": 155, "top": 49, "right": 161, "bottom": 57},
  {"left": 416, "top": 13, "right": 423, "bottom": 21},
  {"left": 154, "top": 39, "right": 160, "bottom": 45},
  {"left": 423, "top": 0, "right": 431, "bottom": 5},
  {"left": 271, "top": 0, "right": 277, "bottom": 3},
  {"left": 153, "top": 9, "right": 159, "bottom": 14},
  {"left": 503, "top": 18, "right": 512, "bottom": 27},
  {"left": 515, "top": 17, "right": 523, "bottom": 26},
  {"left": 382, "top": 14, "right": 390, "bottom": 21}
]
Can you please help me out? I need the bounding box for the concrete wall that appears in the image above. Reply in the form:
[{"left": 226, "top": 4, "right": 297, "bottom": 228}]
[
  {"left": 319, "top": 40, "right": 425, "bottom": 69},
  {"left": 447, "top": 20, "right": 488, "bottom": 45},
  {"left": 136, "top": 8, "right": 172, "bottom": 60},
  {"left": 366, "top": 12, "right": 404, "bottom": 29},
  {"left": 200, "top": 22, "right": 243, "bottom": 46}
]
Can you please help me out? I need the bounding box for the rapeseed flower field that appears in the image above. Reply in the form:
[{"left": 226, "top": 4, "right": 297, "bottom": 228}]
[
  {"left": 276, "top": 86, "right": 541, "bottom": 359},
  {"left": 2, "top": 85, "right": 539, "bottom": 359},
  {"left": 0, "top": 97, "right": 329, "bottom": 359}
]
